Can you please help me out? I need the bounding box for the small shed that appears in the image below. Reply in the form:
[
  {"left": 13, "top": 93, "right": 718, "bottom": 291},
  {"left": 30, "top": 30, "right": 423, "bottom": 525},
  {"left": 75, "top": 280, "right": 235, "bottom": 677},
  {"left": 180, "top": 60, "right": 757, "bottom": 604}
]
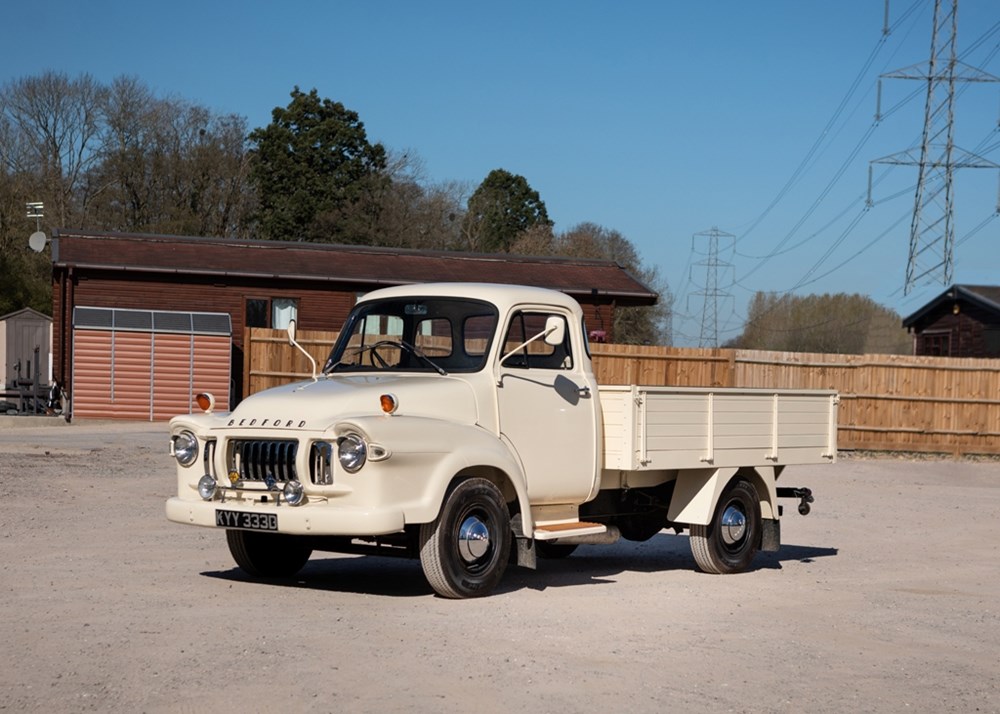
[
  {"left": 50, "top": 230, "right": 658, "bottom": 420},
  {"left": 0, "top": 308, "right": 52, "bottom": 411},
  {"left": 902, "top": 285, "right": 1000, "bottom": 357}
]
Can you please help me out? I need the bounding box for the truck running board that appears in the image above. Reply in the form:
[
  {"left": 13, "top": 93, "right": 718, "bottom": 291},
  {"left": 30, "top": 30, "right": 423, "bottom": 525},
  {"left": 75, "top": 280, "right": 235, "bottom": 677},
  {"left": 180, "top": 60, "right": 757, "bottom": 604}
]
[{"left": 533, "top": 521, "right": 607, "bottom": 540}]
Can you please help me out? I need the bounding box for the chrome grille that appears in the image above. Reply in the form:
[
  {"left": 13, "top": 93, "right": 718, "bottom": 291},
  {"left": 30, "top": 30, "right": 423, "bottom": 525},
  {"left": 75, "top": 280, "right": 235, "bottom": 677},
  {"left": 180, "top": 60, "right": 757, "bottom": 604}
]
[
  {"left": 228, "top": 439, "right": 298, "bottom": 483},
  {"left": 310, "top": 441, "right": 334, "bottom": 485}
]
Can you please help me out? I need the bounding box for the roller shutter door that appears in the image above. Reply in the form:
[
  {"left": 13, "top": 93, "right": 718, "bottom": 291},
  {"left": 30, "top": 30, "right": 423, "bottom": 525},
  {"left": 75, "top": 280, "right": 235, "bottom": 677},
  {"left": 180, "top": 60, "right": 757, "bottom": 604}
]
[{"left": 72, "top": 307, "right": 231, "bottom": 421}]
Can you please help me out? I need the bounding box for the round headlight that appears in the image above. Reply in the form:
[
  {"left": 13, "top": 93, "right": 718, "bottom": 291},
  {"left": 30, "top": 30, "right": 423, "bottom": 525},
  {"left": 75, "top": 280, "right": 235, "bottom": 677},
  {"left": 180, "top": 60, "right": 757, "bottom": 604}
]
[
  {"left": 283, "top": 480, "right": 305, "bottom": 506},
  {"left": 337, "top": 433, "right": 367, "bottom": 473},
  {"left": 197, "top": 474, "right": 218, "bottom": 500},
  {"left": 173, "top": 431, "right": 199, "bottom": 467}
]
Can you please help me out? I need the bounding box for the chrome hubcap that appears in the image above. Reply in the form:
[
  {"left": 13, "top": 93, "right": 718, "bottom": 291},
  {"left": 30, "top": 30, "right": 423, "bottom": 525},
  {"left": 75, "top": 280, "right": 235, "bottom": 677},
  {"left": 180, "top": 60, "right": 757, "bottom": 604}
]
[
  {"left": 720, "top": 505, "right": 747, "bottom": 546},
  {"left": 458, "top": 515, "right": 491, "bottom": 562}
]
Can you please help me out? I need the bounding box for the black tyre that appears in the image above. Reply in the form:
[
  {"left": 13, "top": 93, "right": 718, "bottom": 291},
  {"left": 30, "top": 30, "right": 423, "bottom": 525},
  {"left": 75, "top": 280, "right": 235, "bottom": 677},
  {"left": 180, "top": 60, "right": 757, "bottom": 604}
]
[
  {"left": 689, "top": 478, "right": 761, "bottom": 574},
  {"left": 226, "top": 529, "right": 312, "bottom": 578},
  {"left": 535, "top": 540, "right": 578, "bottom": 559},
  {"left": 419, "top": 478, "right": 511, "bottom": 598}
]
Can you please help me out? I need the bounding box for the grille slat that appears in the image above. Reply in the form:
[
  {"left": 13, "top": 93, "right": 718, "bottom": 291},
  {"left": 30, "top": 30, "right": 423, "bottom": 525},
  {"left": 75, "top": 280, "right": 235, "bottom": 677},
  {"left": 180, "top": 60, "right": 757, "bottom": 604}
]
[{"left": 228, "top": 439, "right": 298, "bottom": 483}]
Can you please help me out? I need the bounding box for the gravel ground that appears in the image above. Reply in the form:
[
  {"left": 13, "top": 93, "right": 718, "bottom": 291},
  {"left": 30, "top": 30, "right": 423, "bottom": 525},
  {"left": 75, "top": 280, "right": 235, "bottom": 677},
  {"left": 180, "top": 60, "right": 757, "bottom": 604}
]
[{"left": 1, "top": 419, "right": 998, "bottom": 713}]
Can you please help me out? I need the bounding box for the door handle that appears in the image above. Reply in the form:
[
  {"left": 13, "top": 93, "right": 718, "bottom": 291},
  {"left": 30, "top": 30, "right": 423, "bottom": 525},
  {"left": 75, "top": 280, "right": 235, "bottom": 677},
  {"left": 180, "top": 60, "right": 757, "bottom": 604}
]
[{"left": 578, "top": 386, "right": 592, "bottom": 398}]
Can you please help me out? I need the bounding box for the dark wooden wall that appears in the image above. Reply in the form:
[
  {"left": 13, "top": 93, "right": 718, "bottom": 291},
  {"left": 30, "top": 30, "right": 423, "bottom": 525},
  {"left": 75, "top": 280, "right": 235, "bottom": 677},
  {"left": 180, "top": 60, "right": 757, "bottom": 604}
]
[{"left": 913, "top": 301, "right": 999, "bottom": 358}]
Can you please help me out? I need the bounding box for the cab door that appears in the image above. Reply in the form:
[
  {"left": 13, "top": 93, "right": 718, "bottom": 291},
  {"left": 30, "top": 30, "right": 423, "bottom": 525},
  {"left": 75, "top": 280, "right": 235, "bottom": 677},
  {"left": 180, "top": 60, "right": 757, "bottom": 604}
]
[{"left": 496, "top": 309, "right": 600, "bottom": 504}]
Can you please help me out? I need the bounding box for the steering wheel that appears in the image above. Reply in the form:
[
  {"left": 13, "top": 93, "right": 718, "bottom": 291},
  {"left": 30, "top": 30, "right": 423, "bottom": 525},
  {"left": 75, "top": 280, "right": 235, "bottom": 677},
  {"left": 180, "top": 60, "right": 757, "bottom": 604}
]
[{"left": 368, "top": 340, "right": 405, "bottom": 368}]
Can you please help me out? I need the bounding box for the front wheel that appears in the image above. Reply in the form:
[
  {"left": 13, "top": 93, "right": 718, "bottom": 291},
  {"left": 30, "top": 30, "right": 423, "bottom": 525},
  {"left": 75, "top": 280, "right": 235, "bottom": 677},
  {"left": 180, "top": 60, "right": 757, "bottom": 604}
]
[
  {"left": 226, "top": 530, "right": 312, "bottom": 578},
  {"left": 419, "top": 478, "right": 511, "bottom": 598},
  {"left": 689, "top": 478, "right": 761, "bottom": 574}
]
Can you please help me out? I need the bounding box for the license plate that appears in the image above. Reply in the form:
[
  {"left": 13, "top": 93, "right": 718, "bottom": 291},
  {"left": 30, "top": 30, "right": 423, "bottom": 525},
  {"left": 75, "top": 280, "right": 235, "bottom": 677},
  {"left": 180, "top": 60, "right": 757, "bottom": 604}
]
[{"left": 215, "top": 509, "right": 278, "bottom": 532}]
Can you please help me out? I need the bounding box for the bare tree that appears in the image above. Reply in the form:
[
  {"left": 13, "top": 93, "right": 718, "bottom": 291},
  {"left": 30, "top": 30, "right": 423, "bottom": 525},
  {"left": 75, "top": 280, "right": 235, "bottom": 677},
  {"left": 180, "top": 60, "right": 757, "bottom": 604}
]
[
  {"left": 0, "top": 168, "right": 51, "bottom": 315},
  {"left": 89, "top": 76, "right": 254, "bottom": 237},
  {"left": 0, "top": 71, "right": 106, "bottom": 227},
  {"left": 731, "top": 292, "right": 910, "bottom": 354},
  {"left": 508, "top": 222, "right": 671, "bottom": 345},
  {"left": 361, "top": 150, "right": 468, "bottom": 249}
]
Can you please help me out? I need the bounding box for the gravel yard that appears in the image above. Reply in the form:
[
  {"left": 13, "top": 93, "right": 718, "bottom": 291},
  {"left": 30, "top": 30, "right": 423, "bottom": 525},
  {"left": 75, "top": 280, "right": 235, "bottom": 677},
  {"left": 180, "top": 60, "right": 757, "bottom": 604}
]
[{"left": 1, "top": 419, "right": 997, "bottom": 713}]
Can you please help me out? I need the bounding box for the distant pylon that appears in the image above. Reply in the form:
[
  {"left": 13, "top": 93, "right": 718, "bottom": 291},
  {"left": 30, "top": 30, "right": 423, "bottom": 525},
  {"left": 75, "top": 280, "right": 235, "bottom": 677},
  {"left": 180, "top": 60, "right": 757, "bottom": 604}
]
[
  {"left": 869, "top": 0, "right": 999, "bottom": 294},
  {"left": 690, "top": 227, "right": 734, "bottom": 348}
]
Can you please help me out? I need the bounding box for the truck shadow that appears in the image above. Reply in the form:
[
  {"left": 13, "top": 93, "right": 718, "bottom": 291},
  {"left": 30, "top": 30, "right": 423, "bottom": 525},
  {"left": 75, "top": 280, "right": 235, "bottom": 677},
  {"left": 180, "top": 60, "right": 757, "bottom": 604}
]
[
  {"left": 200, "top": 534, "right": 838, "bottom": 598},
  {"left": 502, "top": 536, "right": 838, "bottom": 594},
  {"left": 203, "top": 556, "right": 433, "bottom": 597}
]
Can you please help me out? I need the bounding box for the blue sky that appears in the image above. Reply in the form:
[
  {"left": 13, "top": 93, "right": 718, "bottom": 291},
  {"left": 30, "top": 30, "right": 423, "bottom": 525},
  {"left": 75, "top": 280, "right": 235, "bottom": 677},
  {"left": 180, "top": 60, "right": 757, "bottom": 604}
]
[{"left": 7, "top": 1, "right": 1000, "bottom": 345}]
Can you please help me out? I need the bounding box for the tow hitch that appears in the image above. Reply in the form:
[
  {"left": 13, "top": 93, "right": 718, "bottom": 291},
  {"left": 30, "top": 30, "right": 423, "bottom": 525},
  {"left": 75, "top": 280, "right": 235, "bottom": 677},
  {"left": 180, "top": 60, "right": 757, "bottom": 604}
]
[{"left": 777, "top": 487, "right": 815, "bottom": 515}]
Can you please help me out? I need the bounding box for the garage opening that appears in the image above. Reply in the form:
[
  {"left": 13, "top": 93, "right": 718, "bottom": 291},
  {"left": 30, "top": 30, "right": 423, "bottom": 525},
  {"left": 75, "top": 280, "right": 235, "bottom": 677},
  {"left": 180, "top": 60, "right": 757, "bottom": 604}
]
[{"left": 71, "top": 307, "right": 231, "bottom": 421}]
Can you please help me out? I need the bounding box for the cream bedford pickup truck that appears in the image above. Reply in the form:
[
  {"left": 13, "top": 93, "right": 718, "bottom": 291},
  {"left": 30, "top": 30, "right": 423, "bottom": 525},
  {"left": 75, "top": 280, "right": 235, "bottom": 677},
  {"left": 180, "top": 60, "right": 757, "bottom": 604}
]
[{"left": 166, "top": 283, "right": 837, "bottom": 598}]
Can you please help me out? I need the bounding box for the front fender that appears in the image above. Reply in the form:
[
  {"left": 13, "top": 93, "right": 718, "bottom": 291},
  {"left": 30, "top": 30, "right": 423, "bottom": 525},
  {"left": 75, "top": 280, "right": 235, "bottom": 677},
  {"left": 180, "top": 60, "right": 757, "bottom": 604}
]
[{"left": 338, "top": 416, "right": 533, "bottom": 530}]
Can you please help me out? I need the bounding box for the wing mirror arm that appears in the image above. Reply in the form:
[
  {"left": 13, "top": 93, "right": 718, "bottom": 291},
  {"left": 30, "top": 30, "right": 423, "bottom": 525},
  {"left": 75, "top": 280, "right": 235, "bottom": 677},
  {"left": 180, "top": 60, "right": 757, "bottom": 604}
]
[{"left": 287, "top": 319, "right": 318, "bottom": 382}]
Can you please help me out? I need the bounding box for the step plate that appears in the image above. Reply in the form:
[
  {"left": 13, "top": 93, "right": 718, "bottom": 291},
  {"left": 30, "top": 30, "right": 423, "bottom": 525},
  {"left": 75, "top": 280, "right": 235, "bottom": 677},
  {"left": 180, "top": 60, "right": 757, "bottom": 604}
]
[{"left": 533, "top": 521, "right": 606, "bottom": 540}]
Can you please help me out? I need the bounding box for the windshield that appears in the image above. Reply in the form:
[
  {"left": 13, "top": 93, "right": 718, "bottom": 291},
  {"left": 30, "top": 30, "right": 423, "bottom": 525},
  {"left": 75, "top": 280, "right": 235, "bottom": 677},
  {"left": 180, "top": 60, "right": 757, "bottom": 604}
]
[{"left": 323, "top": 297, "right": 499, "bottom": 374}]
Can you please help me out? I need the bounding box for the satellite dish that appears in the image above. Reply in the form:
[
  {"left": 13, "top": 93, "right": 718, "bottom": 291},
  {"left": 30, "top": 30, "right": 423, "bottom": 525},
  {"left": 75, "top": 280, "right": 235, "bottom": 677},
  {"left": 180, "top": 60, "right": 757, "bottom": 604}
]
[{"left": 28, "top": 231, "right": 47, "bottom": 252}]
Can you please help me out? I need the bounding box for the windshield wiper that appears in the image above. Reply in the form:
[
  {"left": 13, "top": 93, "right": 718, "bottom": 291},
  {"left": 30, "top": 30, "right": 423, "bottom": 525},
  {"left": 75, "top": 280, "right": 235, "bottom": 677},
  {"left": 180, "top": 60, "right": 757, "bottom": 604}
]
[{"left": 399, "top": 339, "right": 448, "bottom": 375}]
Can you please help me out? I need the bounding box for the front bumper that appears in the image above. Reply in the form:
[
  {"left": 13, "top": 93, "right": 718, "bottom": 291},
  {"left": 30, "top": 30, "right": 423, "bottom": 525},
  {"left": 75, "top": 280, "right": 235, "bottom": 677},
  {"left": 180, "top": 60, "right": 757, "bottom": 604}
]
[{"left": 165, "top": 497, "right": 406, "bottom": 536}]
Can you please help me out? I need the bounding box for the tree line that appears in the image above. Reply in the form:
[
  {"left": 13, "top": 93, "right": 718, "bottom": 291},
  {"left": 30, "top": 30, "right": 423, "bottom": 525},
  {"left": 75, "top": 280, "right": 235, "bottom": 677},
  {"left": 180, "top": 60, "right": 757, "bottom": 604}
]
[
  {"left": 1, "top": 71, "right": 912, "bottom": 352},
  {"left": 728, "top": 292, "right": 911, "bottom": 354},
  {"left": 0, "top": 73, "right": 670, "bottom": 344}
]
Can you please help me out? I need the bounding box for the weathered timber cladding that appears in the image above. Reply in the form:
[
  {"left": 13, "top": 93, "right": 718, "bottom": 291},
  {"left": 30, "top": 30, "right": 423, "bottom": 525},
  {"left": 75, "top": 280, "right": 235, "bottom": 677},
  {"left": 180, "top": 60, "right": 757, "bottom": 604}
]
[
  {"left": 914, "top": 303, "right": 995, "bottom": 357},
  {"left": 903, "top": 285, "right": 1000, "bottom": 358}
]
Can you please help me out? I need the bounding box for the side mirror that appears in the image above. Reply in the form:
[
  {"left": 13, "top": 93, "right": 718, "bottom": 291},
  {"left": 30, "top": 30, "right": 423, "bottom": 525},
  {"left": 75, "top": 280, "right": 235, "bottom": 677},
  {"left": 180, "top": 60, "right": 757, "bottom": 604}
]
[
  {"left": 286, "top": 319, "right": 297, "bottom": 344},
  {"left": 543, "top": 315, "right": 565, "bottom": 346}
]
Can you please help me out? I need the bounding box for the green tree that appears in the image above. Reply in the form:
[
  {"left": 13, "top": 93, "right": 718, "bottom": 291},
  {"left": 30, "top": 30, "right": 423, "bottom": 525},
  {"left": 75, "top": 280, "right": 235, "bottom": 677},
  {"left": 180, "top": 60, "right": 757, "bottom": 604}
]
[
  {"left": 462, "top": 168, "right": 552, "bottom": 252},
  {"left": 248, "top": 87, "right": 387, "bottom": 242},
  {"left": 730, "top": 292, "right": 910, "bottom": 354}
]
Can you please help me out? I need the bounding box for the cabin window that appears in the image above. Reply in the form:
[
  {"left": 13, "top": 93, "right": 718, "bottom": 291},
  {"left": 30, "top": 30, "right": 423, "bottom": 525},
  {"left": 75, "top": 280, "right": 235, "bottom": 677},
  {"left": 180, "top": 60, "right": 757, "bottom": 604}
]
[
  {"left": 921, "top": 331, "right": 950, "bottom": 356},
  {"left": 245, "top": 298, "right": 299, "bottom": 329},
  {"left": 501, "top": 312, "right": 572, "bottom": 370}
]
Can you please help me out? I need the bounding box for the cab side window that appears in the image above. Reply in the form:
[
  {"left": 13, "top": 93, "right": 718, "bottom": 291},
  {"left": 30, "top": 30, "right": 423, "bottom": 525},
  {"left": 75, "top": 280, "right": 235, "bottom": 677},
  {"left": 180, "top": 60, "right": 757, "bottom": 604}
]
[{"left": 501, "top": 312, "right": 572, "bottom": 370}]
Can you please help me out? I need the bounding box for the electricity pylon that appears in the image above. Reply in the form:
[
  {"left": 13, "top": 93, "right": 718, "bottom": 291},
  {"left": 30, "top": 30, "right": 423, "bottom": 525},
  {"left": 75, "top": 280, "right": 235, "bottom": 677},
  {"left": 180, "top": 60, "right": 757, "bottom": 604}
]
[
  {"left": 690, "top": 227, "right": 734, "bottom": 348},
  {"left": 869, "top": 0, "right": 999, "bottom": 294}
]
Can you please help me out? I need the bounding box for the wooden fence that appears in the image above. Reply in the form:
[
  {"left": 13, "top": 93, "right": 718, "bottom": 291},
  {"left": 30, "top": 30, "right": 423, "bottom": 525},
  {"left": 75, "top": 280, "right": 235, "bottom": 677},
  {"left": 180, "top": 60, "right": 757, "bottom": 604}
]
[{"left": 246, "top": 327, "right": 1000, "bottom": 457}]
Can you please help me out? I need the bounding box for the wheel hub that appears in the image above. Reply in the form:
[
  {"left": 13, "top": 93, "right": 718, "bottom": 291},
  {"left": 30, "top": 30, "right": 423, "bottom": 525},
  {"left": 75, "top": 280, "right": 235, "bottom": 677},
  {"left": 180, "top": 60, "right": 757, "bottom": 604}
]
[
  {"left": 720, "top": 505, "right": 747, "bottom": 546},
  {"left": 458, "top": 515, "right": 491, "bottom": 562}
]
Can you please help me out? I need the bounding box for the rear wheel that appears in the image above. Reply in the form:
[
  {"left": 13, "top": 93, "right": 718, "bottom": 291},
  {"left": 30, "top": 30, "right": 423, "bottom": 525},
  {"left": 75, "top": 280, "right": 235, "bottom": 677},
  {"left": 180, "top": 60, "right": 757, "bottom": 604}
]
[
  {"left": 689, "top": 479, "right": 761, "bottom": 574},
  {"left": 226, "top": 530, "right": 312, "bottom": 578},
  {"left": 419, "top": 478, "right": 511, "bottom": 598}
]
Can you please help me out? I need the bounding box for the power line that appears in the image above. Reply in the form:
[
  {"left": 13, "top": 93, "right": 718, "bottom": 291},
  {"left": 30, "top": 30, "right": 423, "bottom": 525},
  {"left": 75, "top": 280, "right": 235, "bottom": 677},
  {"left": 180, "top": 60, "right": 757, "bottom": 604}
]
[{"left": 732, "top": 0, "right": 925, "bottom": 249}]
